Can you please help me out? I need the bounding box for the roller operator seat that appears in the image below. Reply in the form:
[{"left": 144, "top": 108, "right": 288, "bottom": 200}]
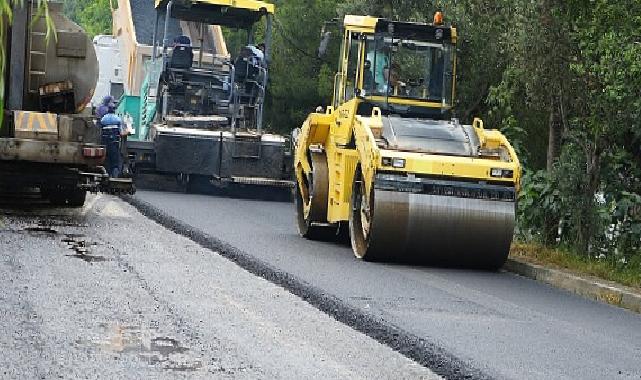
[
  {"left": 234, "top": 45, "right": 266, "bottom": 103},
  {"left": 170, "top": 35, "right": 194, "bottom": 70}
]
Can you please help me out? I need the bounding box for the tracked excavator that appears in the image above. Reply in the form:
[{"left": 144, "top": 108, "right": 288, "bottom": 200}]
[
  {"left": 293, "top": 14, "right": 521, "bottom": 268},
  {"left": 121, "top": 0, "right": 291, "bottom": 190}
]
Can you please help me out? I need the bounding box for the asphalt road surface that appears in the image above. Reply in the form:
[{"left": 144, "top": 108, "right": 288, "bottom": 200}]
[
  {"left": 0, "top": 194, "right": 438, "bottom": 380},
  {"left": 131, "top": 189, "right": 641, "bottom": 380}
]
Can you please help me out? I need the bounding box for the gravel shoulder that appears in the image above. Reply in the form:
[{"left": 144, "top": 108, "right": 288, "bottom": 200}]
[{"left": 0, "top": 194, "right": 438, "bottom": 380}]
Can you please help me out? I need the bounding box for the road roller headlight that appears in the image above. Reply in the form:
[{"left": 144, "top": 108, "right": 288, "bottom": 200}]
[
  {"left": 382, "top": 157, "right": 406, "bottom": 168},
  {"left": 490, "top": 168, "right": 514, "bottom": 178},
  {"left": 392, "top": 158, "right": 406, "bottom": 168}
]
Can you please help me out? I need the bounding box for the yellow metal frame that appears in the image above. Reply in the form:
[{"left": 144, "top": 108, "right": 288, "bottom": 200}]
[
  {"left": 294, "top": 15, "right": 521, "bottom": 225},
  {"left": 155, "top": 0, "right": 275, "bottom": 14},
  {"left": 366, "top": 96, "right": 448, "bottom": 109},
  {"left": 333, "top": 15, "right": 457, "bottom": 111},
  {"left": 343, "top": 15, "right": 378, "bottom": 33}
]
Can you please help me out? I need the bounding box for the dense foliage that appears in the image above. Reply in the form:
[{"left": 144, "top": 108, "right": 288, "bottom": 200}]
[
  {"left": 4, "top": 1, "right": 640, "bottom": 267},
  {"left": 62, "top": 0, "right": 111, "bottom": 37}
]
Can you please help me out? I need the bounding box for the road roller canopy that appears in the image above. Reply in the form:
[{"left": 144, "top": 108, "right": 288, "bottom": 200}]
[
  {"left": 337, "top": 15, "right": 457, "bottom": 119},
  {"left": 155, "top": 0, "right": 274, "bottom": 28}
]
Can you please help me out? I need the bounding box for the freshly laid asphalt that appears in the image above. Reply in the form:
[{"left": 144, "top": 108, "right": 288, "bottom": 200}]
[
  {"left": 132, "top": 189, "right": 641, "bottom": 380},
  {"left": 0, "top": 194, "right": 438, "bottom": 380}
]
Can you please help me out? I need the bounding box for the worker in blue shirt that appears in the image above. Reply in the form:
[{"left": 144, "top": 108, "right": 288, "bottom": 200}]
[
  {"left": 100, "top": 106, "right": 125, "bottom": 178},
  {"left": 96, "top": 95, "right": 115, "bottom": 120}
]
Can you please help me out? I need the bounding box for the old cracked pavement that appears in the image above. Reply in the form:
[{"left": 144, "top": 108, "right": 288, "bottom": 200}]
[{"left": 0, "top": 194, "right": 437, "bottom": 380}]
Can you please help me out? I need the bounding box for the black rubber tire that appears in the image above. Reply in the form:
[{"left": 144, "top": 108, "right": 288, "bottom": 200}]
[
  {"left": 66, "top": 189, "right": 87, "bottom": 207},
  {"left": 348, "top": 167, "right": 391, "bottom": 262},
  {"left": 349, "top": 168, "right": 375, "bottom": 260},
  {"left": 46, "top": 188, "right": 86, "bottom": 208},
  {"left": 294, "top": 182, "right": 336, "bottom": 241}
]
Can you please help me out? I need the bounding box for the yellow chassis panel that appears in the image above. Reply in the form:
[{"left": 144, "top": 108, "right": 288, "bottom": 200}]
[
  {"left": 294, "top": 103, "right": 521, "bottom": 224},
  {"left": 294, "top": 15, "right": 519, "bottom": 226}
]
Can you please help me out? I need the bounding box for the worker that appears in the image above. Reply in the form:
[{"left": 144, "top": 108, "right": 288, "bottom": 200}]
[
  {"left": 96, "top": 95, "right": 115, "bottom": 120},
  {"left": 380, "top": 63, "right": 401, "bottom": 94},
  {"left": 173, "top": 35, "right": 192, "bottom": 47},
  {"left": 363, "top": 60, "right": 375, "bottom": 90},
  {"left": 245, "top": 44, "right": 264, "bottom": 62},
  {"left": 100, "top": 106, "right": 126, "bottom": 178},
  {"left": 255, "top": 43, "right": 267, "bottom": 65}
]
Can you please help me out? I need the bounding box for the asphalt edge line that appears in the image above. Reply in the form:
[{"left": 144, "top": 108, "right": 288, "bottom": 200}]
[
  {"left": 122, "top": 195, "right": 491, "bottom": 380},
  {"left": 504, "top": 258, "right": 641, "bottom": 314}
]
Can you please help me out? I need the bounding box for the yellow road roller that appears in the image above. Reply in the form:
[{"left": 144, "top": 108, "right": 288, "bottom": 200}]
[{"left": 293, "top": 14, "right": 521, "bottom": 268}]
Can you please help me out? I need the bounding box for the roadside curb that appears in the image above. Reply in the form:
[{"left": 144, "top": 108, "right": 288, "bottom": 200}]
[{"left": 504, "top": 258, "right": 641, "bottom": 314}]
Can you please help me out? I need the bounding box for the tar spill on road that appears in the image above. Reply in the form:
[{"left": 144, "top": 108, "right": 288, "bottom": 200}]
[
  {"left": 88, "top": 324, "right": 203, "bottom": 372},
  {"left": 62, "top": 235, "right": 106, "bottom": 263},
  {"left": 22, "top": 219, "right": 87, "bottom": 234},
  {"left": 24, "top": 226, "right": 58, "bottom": 234},
  {"left": 39, "top": 220, "right": 88, "bottom": 228}
]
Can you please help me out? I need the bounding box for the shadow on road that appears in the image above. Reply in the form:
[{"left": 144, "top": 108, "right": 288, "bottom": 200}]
[{"left": 135, "top": 173, "right": 293, "bottom": 203}]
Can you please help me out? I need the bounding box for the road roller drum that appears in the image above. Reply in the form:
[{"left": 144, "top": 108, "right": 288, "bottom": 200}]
[{"left": 350, "top": 183, "right": 516, "bottom": 267}]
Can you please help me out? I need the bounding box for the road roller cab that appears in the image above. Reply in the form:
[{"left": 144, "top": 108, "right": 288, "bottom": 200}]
[{"left": 293, "top": 14, "right": 521, "bottom": 268}]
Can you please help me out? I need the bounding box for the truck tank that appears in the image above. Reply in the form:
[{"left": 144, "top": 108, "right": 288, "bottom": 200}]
[
  {"left": 21, "top": 2, "right": 98, "bottom": 112},
  {"left": 1, "top": 1, "right": 135, "bottom": 205}
]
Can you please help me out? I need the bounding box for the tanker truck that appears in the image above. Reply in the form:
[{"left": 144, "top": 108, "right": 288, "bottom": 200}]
[{"left": 0, "top": 1, "right": 135, "bottom": 206}]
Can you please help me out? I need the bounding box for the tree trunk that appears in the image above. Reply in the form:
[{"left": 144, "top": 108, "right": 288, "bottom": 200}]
[
  {"left": 546, "top": 96, "right": 563, "bottom": 171},
  {"left": 577, "top": 141, "right": 602, "bottom": 255}
]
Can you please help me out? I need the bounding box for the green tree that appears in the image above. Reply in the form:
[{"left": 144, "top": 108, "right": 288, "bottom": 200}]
[
  {"left": 62, "top": 0, "right": 111, "bottom": 37},
  {"left": 501, "top": 0, "right": 641, "bottom": 257},
  {"left": 264, "top": 0, "right": 342, "bottom": 133}
]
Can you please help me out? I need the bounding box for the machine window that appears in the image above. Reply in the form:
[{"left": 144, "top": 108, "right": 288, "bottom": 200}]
[
  {"left": 344, "top": 33, "right": 360, "bottom": 101},
  {"left": 364, "top": 36, "right": 454, "bottom": 105}
]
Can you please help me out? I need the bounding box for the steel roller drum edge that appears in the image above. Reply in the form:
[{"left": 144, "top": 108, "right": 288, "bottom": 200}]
[{"left": 362, "top": 190, "right": 516, "bottom": 267}]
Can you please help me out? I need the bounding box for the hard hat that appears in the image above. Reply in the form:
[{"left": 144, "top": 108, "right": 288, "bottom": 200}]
[{"left": 102, "top": 95, "right": 114, "bottom": 105}]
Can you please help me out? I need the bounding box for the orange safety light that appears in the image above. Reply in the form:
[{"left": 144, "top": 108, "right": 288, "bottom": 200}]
[{"left": 434, "top": 11, "right": 444, "bottom": 25}]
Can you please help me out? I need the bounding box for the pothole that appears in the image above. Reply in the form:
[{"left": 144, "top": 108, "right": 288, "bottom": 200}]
[{"left": 88, "top": 324, "right": 203, "bottom": 372}]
